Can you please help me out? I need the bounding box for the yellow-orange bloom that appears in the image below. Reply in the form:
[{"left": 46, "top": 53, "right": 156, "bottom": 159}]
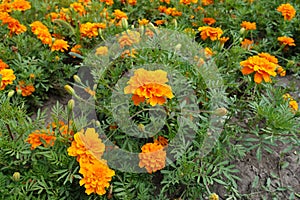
[
  {"left": 138, "top": 18, "right": 149, "bottom": 25},
  {"left": 241, "top": 38, "right": 254, "bottom": 49},
  {"left": 0, "top": 59, "right": 9, "bottom": 70},
  {"left": 0, "top": 69, "right": 16, "bottom": 90},
  {"left": 0, "top": 3, "right": 12, "bottom": 12},
  {"left": 241, "top": 21, "right": 256, "bottom": 30},
  {"left": 16, "top": 81, "right": 35, "bottom": 96},
  {"left": 70, "top": 44, "right": 82, "bottom": 56},
  {"left": 113, "top": 9, "right": 128, "bottom": 20},
  {"left": 139, "top": 142, "right": 166, "bottom": 173},
  {"left": 198, "top": 26, "right": 223, "bottom": 41},
  {"left": 117, "top": 30, "right": 140, "bottom": 48},
  {"left": 100, "top": 0, "right": 114, "bottom": 6},
  {"left": 283, "top": 93, "right": 298, "bottom": 113},
  {"left": 276, "top": 66, "right": 286, "bottom": 77},
  {"left": 67, "top": 128, "right": 105, "bottom": 165},
  {"left": 202, "top": 0, "right": 213, "bottom": 6},
  {"left": 70, "top": 2, "right": 86, "bottom": 16},
  {"left": 124, "top": 68, "right": 174, "bottom": 106},
  {"left": 277, "top": 3, "right": 296, "bottom": 21},
  {"left": 26, "top": 130, "right": 56, "bottom": 150},
  {"left": 277, "top": 36, "right": 296, "bottom": 46},
  {"left": 180, "top": 0, "right": 198, "bottom": 5},
  {"left": 203, "top": 17, "right": 216, "bottom": 25},
  {"left": 258, "top": 52, "right": 278, "bottom": 64},
  {"left": 80, "top": 22, "right": 106, "bottom": 38},
  {"left": 240, "top": 54, "right": 278, "bottom": 84},
  {"left": 11, "top": 0, "right": 31, "bottom": 11},
  {"left": 51, "top": 39, "right": 69, "bottom": 52},
  {"left": 95, "top": 46, "right": 108, "bottom": 56},
  {"left": 79, "top": 159, "right": 115, "bottom": 195},
  {"left": 30, "top": 21, "right": 52, "bottom": 45}
]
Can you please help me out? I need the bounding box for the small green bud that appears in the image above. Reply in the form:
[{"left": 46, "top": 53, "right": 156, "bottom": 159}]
[
  {"left": 64, "top": 85, "right": 76, "bottom": 96},
  {"left": 12, "top": 172, "right": 20, "bottom": 182},
  {"left": 67, "top": 99, "right": 75, "bottom": 111},
  {"left": 7, "top": 90, "right": 15, "bottom": 98},
  {"left": 121, "top": 18, "right": 128, "bottom": 29},
  {"left": 213, "top": 107, "right": 228, "bottom": 116},
  {"left": 239, "top": 27, "right": 246, "bottom": 35},
  {"left": 73, "top": 75, "right": 81, "bottom": 83}
]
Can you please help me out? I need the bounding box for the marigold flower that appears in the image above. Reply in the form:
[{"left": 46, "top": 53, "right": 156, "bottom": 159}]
[
  {"left": 0, "top": 59, "right": 9, "bottom": 70},
  {"left": 138, "top": 18, "right": 149, "bottom": 26},
  {"left": 258, "top": 52, "right": 278, "bottom": 64},
  {"left": 11, "top": 0, "right": 31, "bottom": 11},
  {"left": 121, "top": 49, "right": 138, "bottom": 58},
  {"left": 241, "top": 21, "right": 256, "bottom": 30},
  {"left": 219, "top": 36, "right": 229, "bottom": 44},
  {"left": 277, "top": 3, "right": 296, "bottom": 21},
  {"left": 51, "top": 39, "right": 69, "bottom": 52},
  {"left": 283, "top": 93, "right": 298, "bottom": 113},
  {"left": 100, "top": 0, "right": 114, "bottom": 6},
  {"left": 16, "top": 81, "right": 35, "bottom": 96},
  {"left": 240, "top": 54, "right": 278, "bottom": 84},
  {"left": 113, "top": 9, "right": 128, "bottom": 20},
  {"left": 30, "top": 21, "right": 52, "bottom": 45},
  {"left": 26, "top": 130, "right": 56, "bottom": 150},
  {"left": 70, "top": 2, "right": 86, "bottom": 16},
  {"left": 180, "top": 0, "right": 198, "bottom": 5},
  {"left": 0, "top": 3, "right": 12, "bottom": 12},
  {"left": 70, "top": 44, "right": 82, "bottom": 55},
  {"left": 154, "top": 136, "right": 168, "bottom": 147},
  {"left": 198, "top": 26, "right": 223, "bottom": 41},
  {"left": 241, "top": 38, "right": 254, "bottom": 49},
  {"left": 202, "top": 0, "right": 213, "bottom": 6},
  {"left": 209, "top": 193, "right": 219, "bottom": 200},
  {"left": 95, "top": 46, "right": 108, "bottom": 56},
  {"left": 117, "top": 30, "right": 140, "bottom": 48},
  {"left": 79, "top": 159, "right": 115, "bottom": 195},
  {"left": 155, "top": 20, "right": 165, "bottom": 25},
  {"left": 124, "top": 68, "right": 174, "bottom": 106},
  {"left": 67, "top": 128, "right": 105, "bottom": 165},
  {"left": 276, "top": 66, "right": 286, "bottom": 77},
  {"left": 203, "top": 17, "right": 216, "bottom": 25},
  {"left": 139, "top": 142, "right": 166, "bottom": 173},
  {"left": 0, "top": 68, "right": 16, "bottom": 90},
  {"left": 277, "top": 36, "right": 296, "bottom": 46},
  {"left": 80, "top": 22, "right": 106, "bottom": 38}
]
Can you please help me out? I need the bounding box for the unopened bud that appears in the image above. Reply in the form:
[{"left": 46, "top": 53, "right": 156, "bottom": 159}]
[
  {"left": 172, "top": 19, "right": 178, "bottom": 28},
  {"left": 239, "top": 27, "right": 245, "bottom": 35},
  {"left": 213, "top": 107, "right": 228, "bottom": 116},
  {"left": 121, "top": 18, "right": 128, "bottom": 29},
  {"left": 175, "top": 44, "right": 182, "bottom": 51},
  {"left": 12, "top": 172, "right": 20, "bottom": 182},
  {"left": 8, "top": 90, "right": 15, "bottom": 98},
  {"left": 67, "top": 99, "right": 75, "bottom": 111},
  {"left": 287, "top": 60, "right": 295, "bottom": 68},
  {"left": 95, "top": 120, "right": 101, "bottom": 127},
  {"left": 64, "top": 85, "right": 76, "bottom": 96},
  {"left": 73, "top": 75, "right": 81, "bottom": 83},
  {"left": 138, "top": 123, "right": 145, "bottom": 132},
  {"left": 16, "top": 88, "right": 22, "bottom": 95}
]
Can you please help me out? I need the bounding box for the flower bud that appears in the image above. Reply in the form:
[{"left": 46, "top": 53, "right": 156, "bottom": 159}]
[
  {"left": 138, "top": 123, "right": 145, "bottom": 132},
  {"left": 16, "top": 88, "right": 22, "bottom": 95},
  {"left": 209, "top": 193, "right": 219, "bottom": 200},
  {"left": 175, "top": 44, "right": 182, "bottom": 51},
  {"left": 73, "top": 75, "right": 81, "bottom": 83},
  {"left": 95, "top": 120, "right": 101, "bottom": 127},
  {"left": 172, "top": 19, "right": 178, "bottom": 28},
  {"left": 12, "top": 172, "right": 20, "bottom": 182},
  {"left": 213, "top": 107, "right": 228, "bottom": 116},
  {"left": 7, "top": 90, "right": 15, "bottom": 98},
  {"left": 64, "top": 85, "right": 76, "bottom": 96},
  {"left": 67, "top": 99, "right": 75, "bottom": 111},
  {"left": 121, "top": 18, "right": 128, "bottom": 29},
  {"left": 239, "top": 27, "right": 245, "bottom": 35}
]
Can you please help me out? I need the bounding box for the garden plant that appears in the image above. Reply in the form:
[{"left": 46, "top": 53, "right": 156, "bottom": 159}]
[{"left": 0, "top": 0, "right": 300, "bottom": 199}]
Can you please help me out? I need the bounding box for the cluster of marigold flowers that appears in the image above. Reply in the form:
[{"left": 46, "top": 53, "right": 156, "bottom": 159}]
[{"left": 67, "top": 128, "right": 115, "bottom": 195}]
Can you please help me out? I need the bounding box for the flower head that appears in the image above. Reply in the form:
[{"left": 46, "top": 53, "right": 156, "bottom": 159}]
[
  {"left": 95, "top": 46, "right": 108, "bottom": 56},
  {"left": 277, "top": 36, "right": 296, "bottom": 46},
  {"left": 198, "top": 26, "right": 223, "bottom": 41},
  {"left": 16, "top": 81, "right": 35, "bottom": 96},
  {"left": 241, "top": 21, "right": 256, "bottom": 30},
  {"left": 202, "top": 17, "right": 216, "bottom": 25},
  {"left": 124, "top": 68, "right": 174, "bottom": 106},
  {"left": 241, "top": 38, "right": 254, "bottom": 49},
  {"left": 11, "top": 0, "right": 31, "bottom": 11},
  {"left": 80, "top": 22, "right": 106, "bottom": 38},
  {"left": 51, "top": 39, "right": 69, "bottom": 52},
  {"left": 0, "top": 69, "right": 16, "bottom": 90},
  {"left": 139, "top": 142, "right": 166, "bottom": 173},
  {"left": 26, "top": 130, "right": 56, "bottom": 150},
  {"left": 0, "top": 59, "right": 9, "bottom": 71},
  {"left": 117, "top": 30, "right": 140, "bottom": 48},
  {"left": 277, "top": 3, "right": 296, "bottom": 21}
]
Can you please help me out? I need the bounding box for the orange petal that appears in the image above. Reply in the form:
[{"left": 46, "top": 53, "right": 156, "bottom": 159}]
[
  {"left": 241, "top": 67, "right": 254, "bottom": 75},
  {"left": 132, "top": 94, "right": 145, "bottom": 105},
  {"left": 254, "top": 73, "right": 263, "bottom": 84}
]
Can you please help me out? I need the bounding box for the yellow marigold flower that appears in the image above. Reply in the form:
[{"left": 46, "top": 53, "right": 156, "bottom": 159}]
[
  {"left": 240, "top": 55, "right": 277, "bottom": 84},
  {"left": 79, "top": 159, "right": 115, "bottom": 195},
  {"left": 289, "top": 100, "right": 298, "bottom": 112},
  {"left": 117, "top": 30, "right": 140, "bottom": 48},
  {"left": 276, "top": 66, "right": 286, "bottom": 77},
  {"left": 100, "top": 0, "right": 114, "bottom": 6},
  {"left": 95, "top": 46, "right": 108, "bottom": 56},
  {"left": 277, "top": 36, "right": 296, "bottom": 46},
  {"left": 0, "top": 69, "right": 16, "bottom": 90},
  {"left": 70, "top": 2, "right": 86, "bottom": 16},
  {"left": 219, "top": 36, "right": 229, "bottom": 44},
  {"left": 11, "top": 0, "right": 31, "bottom": 11},
  {"left": 30, "top": 21, "right": 52, "bottom": 45},
  {"left": 138, "top": 18, "right": 149, "bottom": 26},
  {"left": 204, "top": 47, "right": 214, "bottom": 58},
  {"left": 124, "top": 68, "right": 174, "bottom": 106},
  {"left": 0, "top": 59, "right": 9, "bottom": 70},
  {"left": 198, "top": 26, "right": 223, "bottom": 41},
  {"left": 209, "top": 193, "right": 219, "bottom": 200},
  {"left": 277, "top": 3, "right": 296, "bottom": 21},
  {"left": 241, "top": 21, "right": 256, "bottom": 30},
  {"left": 202, "top": 17, "right": 216, "bottom": 25},
  {"left": 202, "top": 0, "right": 213, "bottom": 6},
  {"left": 51, "top": 39, "right": 69, "bottom": 52},
  {"left": 78, "top": 0, "right": 91, "bottom": 5},
  {"left": 26, "top": 130, "right": 56, "bottom": 150},
  {"left": 127, "top": 0, "right": 137, "bottom": 6},
  {"left": 180, "top": 0, "right": 198, "bottom": 5},
  {"left": 67, "top": 128, "right": 105, "bottom": 165},
  {"left": 241, "top": 38, "right": 254, "bottom": 49},
  {"left": 139, "top": 142, "right": 166, "bottom": 173},
  {"left": 16, "top": 81, "right": 35, "bottom": 96},
  {"left": 113, "top": 9, "right": 128, "bottom": 20}
]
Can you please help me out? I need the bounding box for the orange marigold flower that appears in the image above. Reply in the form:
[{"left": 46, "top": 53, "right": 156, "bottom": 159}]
[
  {"left": 198, "top": 26, "right": 223, "bottom": 41},
  {"left": 79, "top": 159, "right": 115, "bottom": 195},
  {"left": 202, "top": 0, "right": 213, "bottom": 6},
  {"left": 139, "top": 142, "right": 166, "bottom": 173},
  {"left": 11, "top": 0, "right": 31, "bottom": 11},
  {"left": 51, "top": 39, "right": 69, "bottom": 52},
  {"left": 241, "top": 38, "right": 254, "bottom": 49},
  {"left": 258, "top": 52, "right": 278, "bottom": 64},
  {"left": 67, "top": 128, "right": 105, "bottom": 165},
  {"left": 138, "top": 18, "right": 149, "bottom": 25},
  {"left": 204, "top": 47, "right": 214, "bottom": 58},
  {"left": 0, "top": 69, "right": 16, "bottom": 90},
  {"left": 0, "top": 3, "right": 12, "bottom": 12},
  {"left": 154, "top": 136, "right": 168, "bottom": 147},
  {"left": 276, "top": 66, "right": 286, "bottom": 77},
  {"left": 121, "top": 49, "right": 138, "bottom": 58},
  {"left": 127, "top": 0, "right": 137, "bottom": 6},
  {"left": 117, "top": 30, "right": 140, "bottom": 48},
  {"left": 277, "top": 36, "right": 296, "bottom": 46},
  {"left": 124, "top": 68, "right": 174, "bottom": 106},
  {"left": 16, "top": 81, "right": 35, "bottom": 96},
  {"left": 180, "top": 0, "right": 198, "bottom": 5},
  {"left": 26, "top": 130, "right": 56, "bottom": 150},
  {"left": 78, "top": 0, "right": 91, "bottom": 5},
  {"left": 30, "top": 21, "right": 52, "bottom": 45},
  {"left": 202, "top": 17, "right": 216, "bottom": 25},
  {"left": 80, "top": 22, "right": 106, "bottom": 38},
  {"left": 113, "top": 9, "right": 128, "bottom": 20},
  {"left": 240, "top": 55, "right": 278, "bottom": 84},
  {"left": 70, "top": 44, "right": 82, "bottom": 55},
  {"left": 289, "top": 100, "right": 298, "bottom": 112},
  {"left": 3, "top": 16, "right": 27, "bottom": 35},
  {"left": 0, "top": 59, "right": 9, "bottom": 70},
  {"left": 100, "top": 0, "right": 114, "bottom": 6},
  {"left": 70, "top": 2, "right": 86, "bottom": 16},
  {"left": 95, "top": 46, "right": 108, "bottom": 56},
  {"left": 277, "top": 3, "right": 296, "bottom": 21},
  {"left": 155, "top": 19, "right": 165, "bottom": 25},
  {"left": 219, "top": 36, "right": 229, "bottom": 44},
  {"left": 241, "top": 21, "right": 256, "bottom": 30}
]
